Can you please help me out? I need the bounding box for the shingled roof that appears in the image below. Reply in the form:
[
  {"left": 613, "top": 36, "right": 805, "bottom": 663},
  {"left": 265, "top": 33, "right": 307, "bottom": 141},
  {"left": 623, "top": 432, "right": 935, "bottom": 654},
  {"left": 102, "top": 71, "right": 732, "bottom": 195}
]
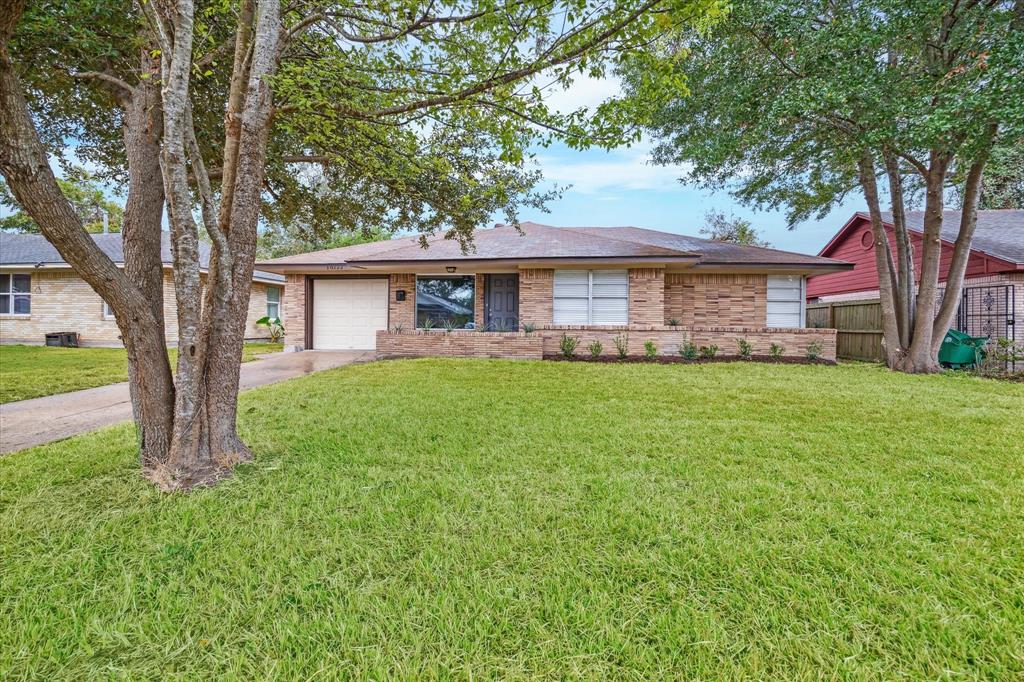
[
  {"left": 257, "top": 221, "right": 849, "bottom": 270},
  {"left": 878, "top": 209, "right": 1024, "bottom": 264},
  {"left": 0, "top": 232, "right": 284, "bottom": 282}
]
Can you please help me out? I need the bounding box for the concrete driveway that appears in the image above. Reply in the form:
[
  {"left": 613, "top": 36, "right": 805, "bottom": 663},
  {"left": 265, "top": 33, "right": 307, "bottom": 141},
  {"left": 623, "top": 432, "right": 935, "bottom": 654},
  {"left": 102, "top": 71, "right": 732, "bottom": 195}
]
[{"left": 0, "top": 350, "right": 373, "bottom": 454}]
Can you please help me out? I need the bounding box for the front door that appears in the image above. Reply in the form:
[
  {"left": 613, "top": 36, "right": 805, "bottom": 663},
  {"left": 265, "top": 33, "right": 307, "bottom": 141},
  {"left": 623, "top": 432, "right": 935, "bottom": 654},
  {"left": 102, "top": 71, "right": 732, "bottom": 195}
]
[{"left": 485, "top": 274, "right": 519, "bottom": 331}]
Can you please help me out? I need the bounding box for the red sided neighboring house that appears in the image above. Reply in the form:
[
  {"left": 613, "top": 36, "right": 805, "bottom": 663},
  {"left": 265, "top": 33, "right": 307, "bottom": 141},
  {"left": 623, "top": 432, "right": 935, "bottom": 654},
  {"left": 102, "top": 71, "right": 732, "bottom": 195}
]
[{"left": 807, "top": 209, "right": 1023, "bottom": 342}]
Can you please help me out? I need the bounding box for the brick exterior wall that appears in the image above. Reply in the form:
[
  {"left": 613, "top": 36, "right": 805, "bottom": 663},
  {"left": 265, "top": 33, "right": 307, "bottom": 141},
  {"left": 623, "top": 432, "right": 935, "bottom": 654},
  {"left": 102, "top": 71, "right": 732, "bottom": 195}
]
[
  {"left": 389, "top": 274, "right": 416, "bottom": 330},
  {"left": 0, "top": 269, "right": 278, "bottom": 347},
  {"left": 518, "top": 268, "right": 553, "bottom": 327},
  {"left": 474, "top": 274, "right": 486, "bottom": 328},
  {"left": 628, "top": 268, "right": 665, "bottom": 326},
  {"left": 377, "top": 330, "right": 543, "bottom": 359},
  {"left": 282, "top": 274, "right": 306, "bottom": 350},
  {"left": 539, "top": 326, "right": 836, "bottom": 361},
  {"left": 665, "top": 273, "right": 767, "bottom": 327}
]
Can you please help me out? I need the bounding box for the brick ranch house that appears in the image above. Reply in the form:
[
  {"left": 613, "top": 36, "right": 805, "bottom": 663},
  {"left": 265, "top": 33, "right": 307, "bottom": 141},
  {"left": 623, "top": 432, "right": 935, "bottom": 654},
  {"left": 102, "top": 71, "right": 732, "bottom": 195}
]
[
  {"left": 0, "top": 232, "right": 284, "bottom": 347},
  {"left": 256, "top": 222, "right": 852, "bottom": 362},
  {"left": 807, "top": 210, "right": 1023, "bottom": 340}
]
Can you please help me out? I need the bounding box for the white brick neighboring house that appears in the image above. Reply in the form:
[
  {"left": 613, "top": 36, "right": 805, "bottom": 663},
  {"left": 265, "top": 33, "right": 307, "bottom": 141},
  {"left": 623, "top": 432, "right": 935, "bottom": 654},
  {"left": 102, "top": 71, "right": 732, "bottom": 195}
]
[{"left": 0, "top": 232, "right": 284, "bottom": 347}]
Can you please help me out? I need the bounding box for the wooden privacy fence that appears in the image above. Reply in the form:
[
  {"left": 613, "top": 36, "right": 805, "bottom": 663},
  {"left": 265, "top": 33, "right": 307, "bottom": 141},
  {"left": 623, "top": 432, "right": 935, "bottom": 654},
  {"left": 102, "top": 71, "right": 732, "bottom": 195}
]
[{"left": 806, "top": 300, "right": 883, "bottom": 361}]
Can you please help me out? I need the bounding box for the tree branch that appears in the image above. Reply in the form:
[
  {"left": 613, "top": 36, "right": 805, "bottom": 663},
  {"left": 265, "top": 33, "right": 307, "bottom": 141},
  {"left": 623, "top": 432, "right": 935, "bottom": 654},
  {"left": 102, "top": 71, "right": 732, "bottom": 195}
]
[{"left": 70, "top": 70, "right": 134, "bottom": 98}]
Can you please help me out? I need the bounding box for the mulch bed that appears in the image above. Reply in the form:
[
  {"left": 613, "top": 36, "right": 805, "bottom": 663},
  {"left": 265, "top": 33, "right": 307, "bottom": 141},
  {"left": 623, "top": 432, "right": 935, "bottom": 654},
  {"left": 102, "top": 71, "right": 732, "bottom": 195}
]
[{"left": 544, "top": 354, "right": 836, "bottom": 366}]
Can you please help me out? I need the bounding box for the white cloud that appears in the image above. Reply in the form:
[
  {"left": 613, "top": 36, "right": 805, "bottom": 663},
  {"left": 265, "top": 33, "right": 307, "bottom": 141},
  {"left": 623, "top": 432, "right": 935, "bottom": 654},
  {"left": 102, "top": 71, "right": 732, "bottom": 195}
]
[
  {"left": 542, "top": 75, "right": 623, "bottom": 116},
  {"left": 538, "top": 140, "right": 691, "bottom": 195}
]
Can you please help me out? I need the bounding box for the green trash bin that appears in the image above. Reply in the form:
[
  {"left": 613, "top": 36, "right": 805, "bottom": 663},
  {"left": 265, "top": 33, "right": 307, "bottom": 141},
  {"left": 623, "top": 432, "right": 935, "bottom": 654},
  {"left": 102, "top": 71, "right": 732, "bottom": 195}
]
[{"left": 938, "top": 329, "right": 988, "bottom": 369}]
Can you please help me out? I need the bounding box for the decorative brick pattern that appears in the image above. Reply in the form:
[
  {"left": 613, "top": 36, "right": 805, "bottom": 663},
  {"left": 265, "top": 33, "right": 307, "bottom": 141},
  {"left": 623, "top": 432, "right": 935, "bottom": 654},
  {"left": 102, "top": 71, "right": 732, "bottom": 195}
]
[
  {"left": 389, "top": 274, "right": 416, "bottom": 330},
  {"left": 518, "top": 268, "right": 553, "bottom": 327},
  {"left": 1, "top": 270, "right": 277, "bottom": 347},
  {"left": 282, "top": 274, "right": 306, "bottom": 350},
  {"left": 377, "top": 330, "right": 542, "bottom": 359},
  {"left": 538, "top": 326, "right": 836, "bottom": 361},
  {"left": 628, "top": 268, "right": 665, "bottom": 326},
  {"left": 665, "top": 273, "right": 767, "bottom": 326},
  {"left": 474, "top": 274, "right": 486, "bottom": 327}
]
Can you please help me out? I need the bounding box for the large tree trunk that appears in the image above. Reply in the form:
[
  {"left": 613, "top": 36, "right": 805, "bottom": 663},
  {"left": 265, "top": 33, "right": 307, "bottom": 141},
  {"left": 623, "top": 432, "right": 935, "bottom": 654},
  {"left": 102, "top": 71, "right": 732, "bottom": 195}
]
[
  {"left": 858, "top": 151, "right": 904, "bottom": 369},
  {"left": 903, "top": 153, "right": 950, "bottom": 373},
  {"left": 931, "top": 145, "right": 993, "bottom": 358},
  {"left": 121, "top": 48, "right": 174, "bottom": 462},
  {"left": 143, "top": 0, "right": 280, "bottom": 488},
  {"left": 883, "top": 148, "right": 915, "bottom": 348},
  {"left": 0, "top": 2, "right": 175, "bottom": 468}
]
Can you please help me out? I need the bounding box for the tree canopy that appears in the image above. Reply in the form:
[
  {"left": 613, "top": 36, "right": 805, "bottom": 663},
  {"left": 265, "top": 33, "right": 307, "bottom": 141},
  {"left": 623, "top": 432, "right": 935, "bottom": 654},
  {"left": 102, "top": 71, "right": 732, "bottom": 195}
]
[
  {"left": 699, "top": 209, "right": 770, "bottom": 247},
  {"left": 0, "top": 168, "right": 123, "bottom": 233},
  {"left": 621, "top": 0, "right": 1024, "bottom": 372}
]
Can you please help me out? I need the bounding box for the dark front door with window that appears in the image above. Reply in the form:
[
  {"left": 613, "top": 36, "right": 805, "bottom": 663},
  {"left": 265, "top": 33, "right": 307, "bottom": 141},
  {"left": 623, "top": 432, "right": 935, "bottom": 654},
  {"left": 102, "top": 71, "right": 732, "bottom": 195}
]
[{"left": 485, "top": 274, "right": 519, "bottom": 331}]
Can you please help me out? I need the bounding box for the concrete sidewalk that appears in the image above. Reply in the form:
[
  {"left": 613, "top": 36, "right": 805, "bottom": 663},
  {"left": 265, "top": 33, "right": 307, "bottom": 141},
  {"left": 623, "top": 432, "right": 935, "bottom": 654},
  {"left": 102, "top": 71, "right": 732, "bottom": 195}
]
[{"left": 0, "top": 350, "right": 373, "bottom": 454}]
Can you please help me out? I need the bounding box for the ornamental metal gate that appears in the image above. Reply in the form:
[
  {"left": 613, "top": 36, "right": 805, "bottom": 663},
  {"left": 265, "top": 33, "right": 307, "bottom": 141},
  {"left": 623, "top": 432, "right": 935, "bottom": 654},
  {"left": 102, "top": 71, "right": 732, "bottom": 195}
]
[{"left": 956, "top": 284, "right": 1016, "bottom": 370}]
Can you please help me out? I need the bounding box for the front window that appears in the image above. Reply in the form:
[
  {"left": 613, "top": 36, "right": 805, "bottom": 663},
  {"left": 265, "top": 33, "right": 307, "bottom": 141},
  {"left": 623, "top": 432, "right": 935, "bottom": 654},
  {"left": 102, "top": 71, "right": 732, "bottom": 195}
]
[
  {"left": 416, "top": 275, "right": 475, "bottom": 328},
  {"left": 0, "top": 273, "right": 31, "bottom": 315},
  {"left": 553, "top": 270, "right": 628, "bottom": 325},
  {"left": 266, "top": 286, "right": 281, "bottom": 320}
]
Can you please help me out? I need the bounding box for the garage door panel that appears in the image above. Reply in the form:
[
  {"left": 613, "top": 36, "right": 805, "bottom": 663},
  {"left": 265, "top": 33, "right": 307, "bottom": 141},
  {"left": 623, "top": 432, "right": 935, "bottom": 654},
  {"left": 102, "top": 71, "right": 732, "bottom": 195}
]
[{"left": 313, "top": 279, "right": 388, "bottom": 349}]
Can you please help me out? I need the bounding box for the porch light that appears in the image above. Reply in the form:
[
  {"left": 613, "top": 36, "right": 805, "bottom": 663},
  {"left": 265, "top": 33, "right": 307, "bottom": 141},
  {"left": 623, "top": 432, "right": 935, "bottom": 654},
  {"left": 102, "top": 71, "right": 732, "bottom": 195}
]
[{"left": 446, "top": 266, "right": 456, "bottom": 273}]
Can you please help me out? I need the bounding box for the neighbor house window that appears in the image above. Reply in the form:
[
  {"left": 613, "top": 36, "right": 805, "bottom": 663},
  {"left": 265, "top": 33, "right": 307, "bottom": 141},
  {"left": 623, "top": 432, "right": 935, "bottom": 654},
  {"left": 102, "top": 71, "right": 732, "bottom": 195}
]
[
  {"left": 553, "top": 270, "right": 628, "bottom": 325},
  {"left": 103, "top": 299, "right": 115, "bottom": 319},
  {"left": 766, "top": 275, "right": 805, "bottom": 328},
  {"left": 416, "top": 275, "right": 475, "bottom": 328},
  {"left": 266, "top": 286, "right": 281, "bottom": 319},
  {"left": 0, "top": 273, "right": 31, "bottom": 315}
]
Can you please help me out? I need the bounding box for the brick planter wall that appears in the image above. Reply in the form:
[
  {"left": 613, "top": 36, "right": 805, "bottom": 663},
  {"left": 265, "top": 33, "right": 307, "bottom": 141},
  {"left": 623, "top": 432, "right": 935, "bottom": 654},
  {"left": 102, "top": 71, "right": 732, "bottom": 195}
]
[
  {"left": 376, "top": 330, "right": 543, "bottom": 359},
  {"left": 376, "top": 327, "right": 836, "bottom": 361},
  {"left": 538, "top": 326, "right": 837, "bottom": 361}
]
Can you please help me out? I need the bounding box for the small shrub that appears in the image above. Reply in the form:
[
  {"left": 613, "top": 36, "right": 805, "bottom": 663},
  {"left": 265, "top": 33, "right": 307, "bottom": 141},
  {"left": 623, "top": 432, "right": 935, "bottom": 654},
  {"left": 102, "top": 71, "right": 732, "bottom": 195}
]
[
  {"left": 391, "top": 323, "right": 405, "bottom": 334},
  {"left": 679, "top": 341, "right": 698, "bottom": 360},
  {"left": 421, "top": 318, "right": 435, "bottom": 330},
  {"left": 737, "top": 337, "right": 753, "bottom": 360},
  {"left": 559, "top": 333, "right": 580, "bottom": 358},
  {"left": 699, "top": 344, "right": 718, "bottom": 359},
  {"left": 442, "top": 318, "right": 458, "bottom": 333},
  {"left": 806, "top": 341, "right": 823, "bottom": 361},
  {"left": 667, "top": 318, "right": 681, "bottom": 328},
  {"left": 521, "top": 322, "right": 536, "bottom": 334},
  {"left": 494, "top": 321, "right": 510, "bottom": 332},
  {"left": 769, "top": 342, "right": 784, "bottom": 361},
  {"left": 476, "top": 322, "right": 489, "bottom": 332},
  {"left": 613, "top": 333, "right": 629, "bottom": 359},
  {"left": 588, "top": 340, "right": 603, "bottom": 358},
  {"left": 644, "top": 339, "right": 658, "bottom": 360}
]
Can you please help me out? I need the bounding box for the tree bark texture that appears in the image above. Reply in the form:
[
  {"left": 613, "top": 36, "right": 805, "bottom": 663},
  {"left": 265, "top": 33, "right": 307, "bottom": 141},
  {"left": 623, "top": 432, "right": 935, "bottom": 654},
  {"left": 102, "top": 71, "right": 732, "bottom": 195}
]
[
  {"left": 0, "top": 3, "right": 174, "bottom": 467},
  {"left": 144, "top": 0, "right": 281, "bottom": 488},
  {"left": 903, "top": 152, "right": 950, "bottom": 373},
  {"left": 857, "top": 151, "right": 905, "bottom": 369}
]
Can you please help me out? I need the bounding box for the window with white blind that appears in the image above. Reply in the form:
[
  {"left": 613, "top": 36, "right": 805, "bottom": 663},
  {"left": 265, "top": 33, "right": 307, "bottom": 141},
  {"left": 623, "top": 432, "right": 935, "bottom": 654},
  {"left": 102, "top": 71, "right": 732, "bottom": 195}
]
[
  {"left": 766, "top": 275, "right": 805, "bottom": 328},
  {"left": 553, "top": 270, "right": 628, "bottom": 325}
]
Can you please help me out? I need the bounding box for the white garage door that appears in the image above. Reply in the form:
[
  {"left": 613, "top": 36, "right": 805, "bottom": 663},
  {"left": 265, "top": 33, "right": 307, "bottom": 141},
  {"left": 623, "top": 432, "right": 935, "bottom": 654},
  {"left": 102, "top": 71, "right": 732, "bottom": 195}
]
[{"left": 313, "top": 278, "right": 388, "bottom": 349}]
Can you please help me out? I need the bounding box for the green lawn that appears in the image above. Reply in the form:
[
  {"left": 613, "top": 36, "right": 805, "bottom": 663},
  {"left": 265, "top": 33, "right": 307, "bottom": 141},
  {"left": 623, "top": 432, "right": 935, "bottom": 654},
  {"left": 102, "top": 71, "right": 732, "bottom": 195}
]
[
  {"left": 1, "top": 360, "right": 1022, "bottom": 679},
  {"left": 0, "top": 342, "right": 283, "bottom": 403}
]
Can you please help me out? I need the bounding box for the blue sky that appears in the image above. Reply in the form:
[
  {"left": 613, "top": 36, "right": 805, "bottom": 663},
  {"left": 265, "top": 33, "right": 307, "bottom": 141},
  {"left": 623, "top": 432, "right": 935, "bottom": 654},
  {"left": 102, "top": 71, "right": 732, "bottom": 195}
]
[
  {"left": 502, "top": 76, "right": 867, "bottom": 254},
  {"left": 507, "top": 139, "right": 865, "bottom": 254}
]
